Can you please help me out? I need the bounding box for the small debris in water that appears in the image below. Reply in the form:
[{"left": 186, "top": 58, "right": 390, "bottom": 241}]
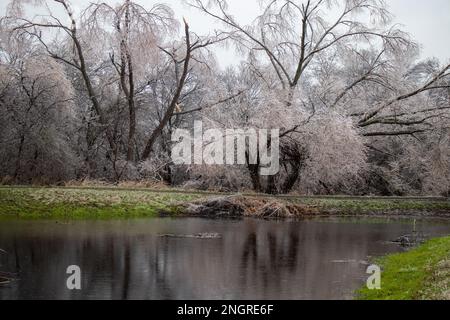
[
  {"left": 392, "top": 233, "right": 426, "bottom": 247},
  {"left": 158, "top": 233, "right": 222, "bottom": 239}
]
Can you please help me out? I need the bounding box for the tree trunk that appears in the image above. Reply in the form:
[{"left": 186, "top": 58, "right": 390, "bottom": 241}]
[
  {"left": 119, "top": 1, "right": 137, "bottom": 162},
  {"left": 265, "top": 175, "right": 278, "bottom": 194},
  {"left": 14, "top": 135, "right": 25, "bottom": 180},
  {"left": 246, "top": 149, "right": 262, "bottom": 192},
  {"left": 281, "top": 167, "right": 300, "bottom": 194}
]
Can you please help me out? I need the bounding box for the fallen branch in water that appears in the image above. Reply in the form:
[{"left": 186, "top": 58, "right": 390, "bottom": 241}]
[
  {"left": 0, "top": 248, "right": 7, "bottom": 254},
  {"left": 159, "top": 233, "right": 222, "bottom": 239},
  {"left": 0, "top": 274, "right": 12, "bottom": 285},
  {"left": 0, "top": 271, "right": 18, "bottom": 285}
]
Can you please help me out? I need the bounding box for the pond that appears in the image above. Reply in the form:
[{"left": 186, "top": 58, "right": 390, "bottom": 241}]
[{"left": 1, "top": 217, "right": 450, "bottom": 300}]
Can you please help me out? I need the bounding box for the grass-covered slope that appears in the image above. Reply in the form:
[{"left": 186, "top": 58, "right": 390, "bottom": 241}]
[
  {"left": 0, "top": 187, "right": 202, "bottom": 219},
  {"left": 358, "top": 236, "right": 450, "bottom": 300}
]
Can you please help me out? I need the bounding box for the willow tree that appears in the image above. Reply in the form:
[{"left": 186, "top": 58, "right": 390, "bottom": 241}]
[
  {"left": 0, "top": 28, "right": 76, "bottom": 183},
  {"left": 83, "top": 0, "right": 175, "bottom": 162},
  {"left": 188, "top": 0, "right": 450, "bottom": 194},
  {"left": 7, "top": 0, "right": 175, "bottom": 179}
]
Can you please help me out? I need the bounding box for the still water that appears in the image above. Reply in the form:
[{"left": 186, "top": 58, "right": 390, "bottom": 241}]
[{"left": 1, "top": 217, "right": 450, "bottom": 300}]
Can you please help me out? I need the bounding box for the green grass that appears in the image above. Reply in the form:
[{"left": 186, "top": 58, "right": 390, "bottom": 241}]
[
  {"left": 296, "top": 198, "right": 450, "bottom": 213},
  {"left": 0, "top": 188, "right": 202, "bottom": 220},
  {"left": 358, "top": 236, "right": 450, "bottom": 300}
]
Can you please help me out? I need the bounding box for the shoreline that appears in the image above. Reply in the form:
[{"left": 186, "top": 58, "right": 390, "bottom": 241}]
[
  {"left": 0, "top": 187, "right": 449, "bottom": 220},
  {"left": 358, "top": 236, "right": 450, "bottom": 300}
]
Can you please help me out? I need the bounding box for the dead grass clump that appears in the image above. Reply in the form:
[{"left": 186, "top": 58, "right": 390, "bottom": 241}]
[
  {"left": 117, "top": 180, "right": 169, "bottom": 189},
  {"left": 64, "top": 179, "right": 170, "bottom": 190},
  {"left": 184, "top": 196, "right": 318, "bottom": 218},
  {"left": 64, "top": 179, "right": 112, "bottom": 188},
  {"left": 31, "top": 176, "right": 54, "bottom": 186},
  {"left": 0, "top": 176, "right": 14, "bottom": 186},
  {"left": 237, "top": 197, "right": 318, "bottom": 218}
]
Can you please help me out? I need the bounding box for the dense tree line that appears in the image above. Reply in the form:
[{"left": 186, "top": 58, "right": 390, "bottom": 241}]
[{"left": 0, "top": 0, "right": 449, "bottom": 196}]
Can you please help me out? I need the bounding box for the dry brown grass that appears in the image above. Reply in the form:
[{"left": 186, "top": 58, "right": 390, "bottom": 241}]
[
  {"left": 0, "top": 176, "right": 14, "bottom": 186},
  {"left": 236, "top": 197, "right": 319, "bottom": 217},
  {"left": 64, "top": 179, "right": 113, "bottom": 187},
  {"left": 184, "top": 196, "right": 319, "bottom": 218},
  {"left": 419, "top": 259, "right": 450, "bottom": 300},
  {"left": 63, "top": 179, "right": 170, "bottom": 190},
  {"left": 117, "top": 180, "right": 169, "bottom": 189}
]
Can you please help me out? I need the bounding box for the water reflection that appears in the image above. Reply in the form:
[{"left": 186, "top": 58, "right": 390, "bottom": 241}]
[{"left": 0, "top": 218, "right": 449, "bottom": 300}]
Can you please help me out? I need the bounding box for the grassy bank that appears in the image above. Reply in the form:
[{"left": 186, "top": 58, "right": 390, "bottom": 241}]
[
  {"left": 0, "top": 187, "right": 449, "bottom": 219},
  {"left": 0, "top": 187, "right": 202, "bottom": 219},
  {"left": 358, "top": 236, "right": 450, "bottom": 300},
  {"left": 295, "top": 197, "right": 450, "bottom": 216}
]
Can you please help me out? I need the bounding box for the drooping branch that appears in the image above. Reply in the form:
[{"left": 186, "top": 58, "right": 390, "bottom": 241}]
[
  {"left": 331, "top": 49, "right": 386, "bottom": 108},
  {"left": 12, "top": 0, "right": 118, "bottom": 154},
  {"left": 359, "top": 64, "right": 450, "bottom": 127},
  {"left": 188, "top": 0, "right": 408, "bottom": 94},
  {"left": 188, "top": 0, "right": 293, "bottom": 85}
]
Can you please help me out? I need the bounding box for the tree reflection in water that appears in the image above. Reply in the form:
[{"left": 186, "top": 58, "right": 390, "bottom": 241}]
[{"left": 0, "top": 218, "right": 449, "bottom": 300}]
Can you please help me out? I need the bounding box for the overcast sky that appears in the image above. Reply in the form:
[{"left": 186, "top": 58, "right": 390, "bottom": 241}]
[{"left": 1, "top": 0, "right": 449, "bottom": 68}]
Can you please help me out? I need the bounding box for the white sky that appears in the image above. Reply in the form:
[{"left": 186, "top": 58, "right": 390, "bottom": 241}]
[{"left": 1, "top": 0, "right": 449, "bottom": 68}]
